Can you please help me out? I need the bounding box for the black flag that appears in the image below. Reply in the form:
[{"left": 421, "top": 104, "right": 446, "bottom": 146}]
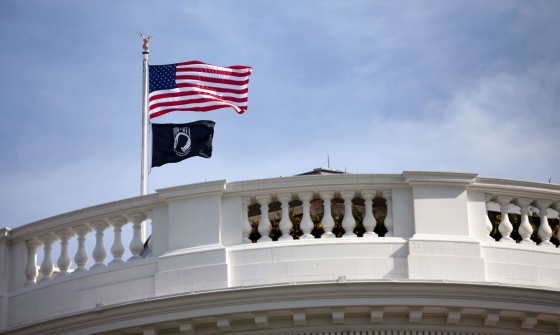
[{"left": 151, "top": 120, "right": 215, "bottom": 168}]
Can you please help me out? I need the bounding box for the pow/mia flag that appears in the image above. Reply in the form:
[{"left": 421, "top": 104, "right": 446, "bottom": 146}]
[{"left": 151, "top": 120, "right": 215, "bottom": 168}]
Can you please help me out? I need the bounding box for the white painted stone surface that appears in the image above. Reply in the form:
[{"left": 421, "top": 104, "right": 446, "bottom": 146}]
[
  {"left": 155, "top": 245, "right": 228, "bottom": 296},
  {"left": 466, "top": 191, "right": 489, "bottom": 241},
  {"left": 411, "top": 185, "right": 470, "bottom": 237},
  {"left": 8, "top": 257, "right": 157, "bottom": 327},
  {"left": 228, "top": 239, "right": 408, "bottom": 286},
  {"left": 220, "top": 196, "right": 243, "bottom": 247},
  {"left": 166, "top": 194, "right": 222, "bottom": 250},
  {"left": 7, "top": 241, "right": 25, "bottom": 293},
  {"left": 481, "top": 242, "right": 560, "bottom": 288},
  {"left": 408, "top": 238, "right": 486, "bottom": 282},
  {"left": 1, "top": 171, "right": 560, "bottom": 334},
  {"left": 150, "top": 204, "right": 169, "bottom": 257},
  {"left": 392, "top": 187, "right": 415, "bottom": 238}
]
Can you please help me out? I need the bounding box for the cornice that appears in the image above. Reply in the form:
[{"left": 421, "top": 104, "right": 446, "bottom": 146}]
[
  {"left": 4, "top": 281, "right": 560, "bottom": 335},
  {"left": 403, "top": 171, "right": 478, "bottom": 187},
  {"left": 8, "top": 194, "right": 163, "bottom": 243},
  {"left": 470, "top": 176, "right": 560, "bottom": 200},
  {"left": 224, "top": 173, "right": 406, "bottom": 198},
  {"left": 156, "top": 179, "right": 227, "bottom": 201}
]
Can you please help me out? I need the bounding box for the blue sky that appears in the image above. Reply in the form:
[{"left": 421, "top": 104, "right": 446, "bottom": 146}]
[{"left": 2, "top": 1, "right": 560, "bottom": 229}]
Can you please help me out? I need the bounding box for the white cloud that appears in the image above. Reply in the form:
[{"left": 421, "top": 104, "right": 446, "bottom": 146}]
[
  {"left": 340, "top": 65, "right": 560, "bottom": 183},
  {"left": 2, "top": 1, "right": 560, "bottom": 232}
]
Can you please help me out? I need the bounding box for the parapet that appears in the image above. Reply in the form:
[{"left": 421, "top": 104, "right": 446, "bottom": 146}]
[{"left": 1, "top": 171, "right": 560, "bottom": 334}]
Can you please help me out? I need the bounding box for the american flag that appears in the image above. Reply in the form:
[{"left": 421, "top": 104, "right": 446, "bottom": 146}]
[{"left": 148, "top": 60, "right": 252, "bottom": 118}]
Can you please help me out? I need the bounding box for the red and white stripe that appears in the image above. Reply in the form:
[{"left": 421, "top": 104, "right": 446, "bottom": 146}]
[{"left": 148, "top": 61, "right": 252, "bottom": 118}]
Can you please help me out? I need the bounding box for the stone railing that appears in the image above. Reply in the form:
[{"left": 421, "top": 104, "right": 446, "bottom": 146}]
[
  {"left": 241, "top": 188, "right": 394, "bottom": 242},
  {"left": 1, "top": 171, "right": 560, "bottom": 331},
  {"left": 2, "top": 193, "right": 163, "bottom": 288},
  {"left": 479, "top": 181, "right": 560, "bottom": 246}
]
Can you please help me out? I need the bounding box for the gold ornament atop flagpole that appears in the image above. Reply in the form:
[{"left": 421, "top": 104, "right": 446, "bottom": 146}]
[{"left": 140, "top": 33, "right": 152, "bottom": 52}]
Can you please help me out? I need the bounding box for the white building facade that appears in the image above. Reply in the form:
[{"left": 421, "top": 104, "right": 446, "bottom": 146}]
[{"left": 1, "top": 171, "right": 560, "bottom": 335}]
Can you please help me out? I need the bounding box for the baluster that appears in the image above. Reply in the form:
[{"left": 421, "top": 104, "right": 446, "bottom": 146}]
[
  {"left": 382, "top": 190, "right": 394, "bottom": 237},
  {"left": 537, "top": 199, "right": 554, "bottom": 248},
  {"left": 55, "top": 228, "right": 75, "bottom": 276},
  {"left": 256, "top": 195, "right": 272, "bottom": 242},
  {"left": 298, "top": 192, "right": 315, "bottom": 239},
  {"left": 277, "top": 193, "right": 294, "bottom": 241},
  {"left": 90, "top": 220, "right": 109, "bottom": 268},
  {"left": 72, "top": 224, "right": 92, "bottom": 273},
  {"left": 38, "top": 234, "right": 57, "bottom": 282},
  {"left": 146, "top": 210, "right": 154, "bottom": 256},
  {"left": 496, "top": 195, "right": 514, "bottom": 243},
  {"left": 362, "top": 190, "right": 378, "bottom": 238},
  {"left": 555, "top": 202, "right": 560, "bottom": 246},
  {"left": 108, "top": 216, "right": 126, "bottom": 265},
  {"left": 25, "top": 239, "right": 42, "bottom": 286},
  {"left": 241, "top": 197, "right": 252, "bottom": 244},
  {"left": 484, "top": 194, "right": 495, "bottom": 241},
  {"left": 320, "top": 191, "right": 335, "bottom": 238},
  {"left": 516, "top": 197, "right": 535, "bottom": 245},
  {"left": 128, "top": 212, "right": 146, "bottom": 260},
  {"left": 340, "top": 190, "right": 357, "bottom": 238}
]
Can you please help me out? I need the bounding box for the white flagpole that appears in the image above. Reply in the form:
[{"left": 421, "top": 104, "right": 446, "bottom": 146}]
[{"left": 140, "top": 34, "right": 151, "bottom": 242}]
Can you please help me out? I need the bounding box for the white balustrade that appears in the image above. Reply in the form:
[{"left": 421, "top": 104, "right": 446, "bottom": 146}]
[
  {"left": 245, "top": 188, "right": 395, "bottom": 240},
  {"left": 382, "top": 190, "right": 394, "bottom": 237},
  {"left": 277, "top": 193, "right": 293, "bottom": 241},
  {"left": 10, "top": 171, "right": 560, "bottom": 335},
  {"left": 536, "top": 199, "right": 554, "bottom": 248},
  {"left": 55, "top": 228, "right": 75, "bottom": 276},
  {"left": 241, "top": 197, "right": 252, "bottom": 244},
  {"left": 298, "top": 192, "right": 315, "bottom": 239},
  {"left": 340, "top": 190, "right": 357, "bottom": 238},
  {"left": 320, "top": 190, "right": 335, "bottom": 239},
  {"left": 90, "top": 220, "right": 109, "bottom": 269},
  {"left": 17, "top": 175, "right": 560, "bottom": 299},
  {"left": 484, "top": 194, "right": 494, "bottom": 241},
  {"left": 72, "top": 224, "right": 92, "bottom": 273},
  {"left": 25, "top": 239, "right": 41, "bottom": 286},
  {"left": 361, "top": 190, "right": 378, "bottom": 238},
  {"left": 38, "top": 234, "right": 58, "bottom": 282},
  {"left": 243, "top": 188, "right": 396, "bottom": 241},
  {"left": 256, "top": 195, "right": 272, "bottom": 242},
  {"left": 108, "top": 216, "right": 127, "bottom": 265},
  {"left": 128, "top": 212, "right": 146, "bottom": 261},
  {"left": 516, "top": 197, "right": 535, "bottom": 245},
  {"left": 496, "top": 195, "right": 514, "bottom": 243}
]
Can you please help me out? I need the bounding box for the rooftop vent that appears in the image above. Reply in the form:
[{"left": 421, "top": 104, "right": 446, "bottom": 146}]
[{"left": 296, "top": 167, "right": 346, "bottom": 176}]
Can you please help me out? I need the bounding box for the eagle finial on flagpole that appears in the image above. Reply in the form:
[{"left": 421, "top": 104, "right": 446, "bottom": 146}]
[{"left": 140, "top": 33, "right": 152, "bottom": 52}]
